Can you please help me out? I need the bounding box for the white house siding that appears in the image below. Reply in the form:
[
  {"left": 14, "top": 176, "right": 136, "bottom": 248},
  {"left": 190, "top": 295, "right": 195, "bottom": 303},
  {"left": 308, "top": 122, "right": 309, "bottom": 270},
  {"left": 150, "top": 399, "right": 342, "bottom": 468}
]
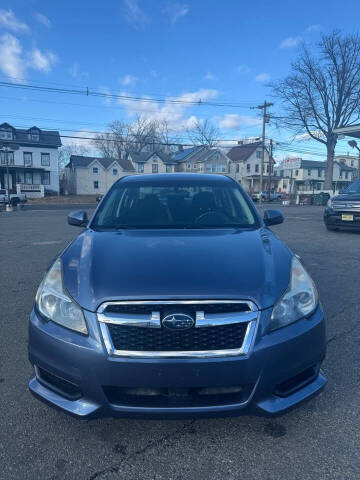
[
  {"left": 74, "top": 163, "right": 129, "bottom": 195},
  {"left": 5, "top": 145, "right": 59, "bottom": 195}
]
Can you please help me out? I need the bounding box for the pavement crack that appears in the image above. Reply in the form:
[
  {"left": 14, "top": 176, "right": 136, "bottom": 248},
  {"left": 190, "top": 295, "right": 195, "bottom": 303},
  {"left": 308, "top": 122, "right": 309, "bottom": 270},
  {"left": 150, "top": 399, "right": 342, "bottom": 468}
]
[
  {"left": 87, "top": 420, "right": 196, "bottom": 480},
  {"left": 326, "top": 322, "right": 359, "bottom": 346}
]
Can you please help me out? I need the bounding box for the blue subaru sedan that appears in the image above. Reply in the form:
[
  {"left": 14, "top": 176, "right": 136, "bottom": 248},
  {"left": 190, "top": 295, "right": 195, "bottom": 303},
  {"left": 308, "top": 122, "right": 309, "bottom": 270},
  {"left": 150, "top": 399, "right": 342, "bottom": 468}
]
[{"left": 28, "top": 174, "right": 326, "bottom": 419}]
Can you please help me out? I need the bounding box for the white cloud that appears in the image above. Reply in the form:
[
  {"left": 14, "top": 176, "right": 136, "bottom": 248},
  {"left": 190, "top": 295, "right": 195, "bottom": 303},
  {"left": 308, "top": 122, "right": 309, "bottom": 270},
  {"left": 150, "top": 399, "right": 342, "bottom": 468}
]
[
  {"left": 279, "top": 36, "right": 302, "bottom": 48},
  {"left": 306, "top": 24, "right": 321, "bottom": 32},
  {"left": 162, "top": 3, "right": 189, "bottom": 24},
  {"left": 118, "top": 88, "right": 218, "bottom": 131},
  {"left": 0, "top": 34, "right": 58, "bottom": 82},
  {"left": 29, "top": 48, "right": 57, "bottom": 73},
  {"left": 236, "top": 64, "right": 250, "bottom": 74},
  {"left": 255, "top": 72, "right": 270, "bottom": 82},
  {"left": 204, "top": 72, "right": 217, "bottom": 81},
  {"left": 120, "top": 74, "right": 137, "bottom": 86},
  {"left": 0, "top": 9, "right": 28, "bottom": 32},
  {"left": 61, "top": 129, "right": 97, "bottom": 150},
  {"left": 98, "top": 86, "right": 113, "bottom": 105},
  {"left": 34, "top": 12, "right": 51, "bottom": 28},
  {"left": 219, "top": 114, "right": 261, "bottom": 130},
  {"left": 123, "top": 0, "right": 149, "bottom": 27},
  {"left": 69, "top": 62, "right": 88, "bottom": 80},
  {"left": 0, "top": 34, "right": 25, "bottom": 81}
]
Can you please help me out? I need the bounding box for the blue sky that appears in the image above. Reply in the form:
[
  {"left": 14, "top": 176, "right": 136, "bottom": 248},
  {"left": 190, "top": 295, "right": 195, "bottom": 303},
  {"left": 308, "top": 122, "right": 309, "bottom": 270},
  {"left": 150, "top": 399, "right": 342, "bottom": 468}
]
[{"left": 0, "top": 0, "right": 359, "bottom": 159}]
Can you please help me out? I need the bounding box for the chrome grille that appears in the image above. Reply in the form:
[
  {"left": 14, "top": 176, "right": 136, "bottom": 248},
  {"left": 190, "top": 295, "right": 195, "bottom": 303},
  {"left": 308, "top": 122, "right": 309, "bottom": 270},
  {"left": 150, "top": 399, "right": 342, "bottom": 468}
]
[
  {"left": 98, "top": 300, "right": 258, "bottom": 358},
  {"left": 332, "top": 201, "right": 360, "bottom": 211}
]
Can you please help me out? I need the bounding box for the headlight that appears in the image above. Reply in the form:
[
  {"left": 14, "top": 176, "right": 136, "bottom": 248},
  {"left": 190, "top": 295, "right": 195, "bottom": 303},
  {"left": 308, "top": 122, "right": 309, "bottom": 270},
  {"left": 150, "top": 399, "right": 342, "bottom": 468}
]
[
  {"left": 327, "top": 198, "right": 333, "bottom": 208},
  {"left": 36, "top": 258, "right": 87, "bottom": 334},
  {"left": 269, "top": 256, "right": 318, "bottom": 332}
]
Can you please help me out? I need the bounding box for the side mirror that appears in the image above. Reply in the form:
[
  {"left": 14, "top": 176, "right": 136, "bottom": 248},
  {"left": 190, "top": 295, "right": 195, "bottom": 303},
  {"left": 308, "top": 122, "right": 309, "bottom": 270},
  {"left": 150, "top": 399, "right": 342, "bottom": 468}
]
[
  {"left": 68, "top": 210, "right": 88, "bottom": 227},
  {"left": 264, "top": 209, "right": 284, "bottom": 227}
]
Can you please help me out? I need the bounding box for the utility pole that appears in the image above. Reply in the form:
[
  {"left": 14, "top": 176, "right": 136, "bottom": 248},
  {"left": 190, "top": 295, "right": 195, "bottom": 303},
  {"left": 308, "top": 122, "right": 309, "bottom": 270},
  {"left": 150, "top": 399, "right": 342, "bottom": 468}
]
[
  {"left": 267, "top": 139, "right": 273, "bottom": 201},
  {"left": 251, "top": 101, "right": 273, "bottom": 203}
]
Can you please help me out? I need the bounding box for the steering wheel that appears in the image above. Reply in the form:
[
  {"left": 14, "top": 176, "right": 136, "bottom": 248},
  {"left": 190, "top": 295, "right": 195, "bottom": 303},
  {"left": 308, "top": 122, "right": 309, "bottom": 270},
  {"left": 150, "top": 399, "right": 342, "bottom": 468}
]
[{"left": 194, "top": 210, "right": 232, "bottom": 224}]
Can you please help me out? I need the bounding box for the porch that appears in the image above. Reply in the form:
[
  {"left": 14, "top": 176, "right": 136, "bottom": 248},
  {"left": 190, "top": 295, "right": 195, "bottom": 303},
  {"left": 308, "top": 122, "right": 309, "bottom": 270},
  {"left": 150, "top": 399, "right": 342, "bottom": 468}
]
[{"left": 0, "top": 166, "right": 47, "bottom": 198}]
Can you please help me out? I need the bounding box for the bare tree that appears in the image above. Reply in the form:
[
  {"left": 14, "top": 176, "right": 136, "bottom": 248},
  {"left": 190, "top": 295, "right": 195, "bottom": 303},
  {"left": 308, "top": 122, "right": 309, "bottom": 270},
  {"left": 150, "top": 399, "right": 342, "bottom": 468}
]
[
  {"left": 272, "top": 31, "right": 360, "bottom": 189},
  {"left": 93, "top": 115, "right": 180, "bottom": 158},
  {"left": 187, "top": 119, "right": 219, "bottom": 147}
]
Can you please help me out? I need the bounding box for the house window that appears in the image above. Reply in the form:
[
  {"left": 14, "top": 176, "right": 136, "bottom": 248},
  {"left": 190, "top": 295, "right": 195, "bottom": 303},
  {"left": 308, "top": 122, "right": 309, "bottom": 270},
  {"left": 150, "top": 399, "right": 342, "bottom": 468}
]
[
  {"left": 318, "top": 169, "right": 321, "bottom": 177},
  {"left": 295, "top": 170, "right": 299, "bottom": 176},
  {"left": 152, "top": 156, "right": 158, "bottom": 162},
  {"left": 187, "top": 163, "right": 191, "bottom": 170},
  {"left": 0, "top": 128, "right": 13, "bottom": 140},
  {"left": 113, "top": 168, "right": 118, "bottom": 176},
  {"left": 351, "top": 160, "right": 354, "bottom": 166},
  {"left": 339, "top": 171, "right": 343, "bottom": 178},
  {"left": 0, "top": 151, "right": 14, "bottom": 165},
  {"left": 283, "top": 181, "right": 287, "bottom": 188},
  {"left": 246, "top": 164, "right": 250, "bottom": 173},
  {"left": 24, "top": 152, "right": 33, "bottom": 167},
  {"left": 255, "top": 164, "right": 259, "bottom": 173},
  {"left": 193, "top": 163, "right": 198, "bottom": 169},
  {"left": 152, "top": 164, "right": 158, "bottom": 173},
  {"left": 266, "top": 165, "right": 269, "bottom": 173},
  {"left": 345, "top": 171, "right": 348, "bottom": 179},
  {"left": 138, "top": 163, "right": 144, "bottom": 173},
  {"left": 25, "top": 172, "right": 33, "bottom": 184},
  {"left": 29, "top": 133, "right": 39, "bottom": 141},
  {"left": 236, "top": 164, "right": 240, "bottom": 173},
  {"left": 42, "top": 171, "right": 50, "bottom": 185},
  {"left": 41, "top": 153, "right": 50, "bottom": 166},
  {"left": 307, "top": 169, "right": 311, "bottom": 176},
  {"left": 93, "top": 181, "right": 99, "bottom": 189},
  {"left": 93, "top": 167, "right": 98, "bottom": 174},
  {"left": 166, "top": 165, "right": 172, "bottom": 173},
  {"left": 256, "top": 150, "right": 262, "bottom": 159}
]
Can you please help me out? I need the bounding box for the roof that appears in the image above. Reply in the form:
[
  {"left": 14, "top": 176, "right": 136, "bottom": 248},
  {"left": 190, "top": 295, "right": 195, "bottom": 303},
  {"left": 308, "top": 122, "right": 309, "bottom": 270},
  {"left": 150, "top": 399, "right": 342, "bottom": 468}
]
[
  {"left": 300, "top": 160, "right": 326, "bottom": 169},
  {"left": 68, "top": 155, "right": 135, "bottom": 171},
  {"left": 333, "top": 124, "right": 360, "bottom": 139},
  {"left": 121, "top": 173, "right": 233, "bottom": 184},
  {"left": 128, "top": 150, "right": 175, "bottom": 165},
  {"left": 0, "top": 123, "right": 61, "bottom": 147},
  {"left": 172, "top": 146, "right": 228, "bottom": 164},
  {"left": 172, "top": 146, "right": 198, "bottom": 162},
  {"left": 227, "top": 142, "right": 262, "bottom": 162}
]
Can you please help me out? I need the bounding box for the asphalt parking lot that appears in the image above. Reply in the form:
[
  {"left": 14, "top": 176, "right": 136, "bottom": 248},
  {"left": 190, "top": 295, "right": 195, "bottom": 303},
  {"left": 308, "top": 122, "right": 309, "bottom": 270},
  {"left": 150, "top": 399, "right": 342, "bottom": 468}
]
[{"left": 1, "top": 205, "right": 359, "bottom": 480}]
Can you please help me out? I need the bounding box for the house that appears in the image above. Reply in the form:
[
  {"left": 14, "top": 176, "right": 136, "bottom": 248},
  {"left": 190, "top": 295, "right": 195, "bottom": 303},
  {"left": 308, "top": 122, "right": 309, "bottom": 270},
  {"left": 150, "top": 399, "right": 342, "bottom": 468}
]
[
  {"left": 334, "top": 154, "right": 359, "bottom": 172},
  {"left": 273, "top": 158, "right": 356, "bottom": 194},
  {"left": 64, "top": 155, "right": 135, "bottom": 195},
  {"left": 227, "top": 141, "right": 276, "bottom": 193},
  {"left": 0, "top": 122, "right": 61, "bottom": 198},
  {"left": 128, "top": 150, "right": 177, "bottom": 174},
  {"left": 172, "top": 146, "right": 230, "bottom": 173}
]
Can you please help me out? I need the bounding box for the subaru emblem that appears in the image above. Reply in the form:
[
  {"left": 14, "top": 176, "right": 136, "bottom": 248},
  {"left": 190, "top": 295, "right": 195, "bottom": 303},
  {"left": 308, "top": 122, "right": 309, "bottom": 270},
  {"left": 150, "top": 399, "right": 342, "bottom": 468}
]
[{"left": 162, "top": 313, "right": 194, "bottom": 330}]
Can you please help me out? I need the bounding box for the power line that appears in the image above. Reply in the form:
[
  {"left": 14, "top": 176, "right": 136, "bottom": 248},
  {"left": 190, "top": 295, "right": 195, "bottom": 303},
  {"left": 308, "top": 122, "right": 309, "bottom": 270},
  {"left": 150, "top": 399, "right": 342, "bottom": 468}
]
[{"left": 0, "top": 81, "right": 256, "bottom": 109}]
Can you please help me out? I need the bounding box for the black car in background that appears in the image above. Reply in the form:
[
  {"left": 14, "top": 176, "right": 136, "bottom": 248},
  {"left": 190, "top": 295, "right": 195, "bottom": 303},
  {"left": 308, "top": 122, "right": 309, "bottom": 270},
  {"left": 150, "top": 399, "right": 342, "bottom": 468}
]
[{"left": 324, "top": 179, "right": 360, "bottom": 230}]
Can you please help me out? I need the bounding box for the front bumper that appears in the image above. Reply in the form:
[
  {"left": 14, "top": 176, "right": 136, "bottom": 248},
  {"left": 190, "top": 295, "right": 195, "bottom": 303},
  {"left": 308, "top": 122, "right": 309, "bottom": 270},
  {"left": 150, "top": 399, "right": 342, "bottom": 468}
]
[
  {"left": 28, "top": 307, "right": 326, "bottom": 419},
  {"left": 324, "top": 207, "right": 360, "bottom": 229}
]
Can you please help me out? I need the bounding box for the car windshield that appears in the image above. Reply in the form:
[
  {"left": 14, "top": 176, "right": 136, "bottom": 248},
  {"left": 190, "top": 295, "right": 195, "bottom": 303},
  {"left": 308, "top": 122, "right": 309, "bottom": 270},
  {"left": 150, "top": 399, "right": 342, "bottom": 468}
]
[
  {"left": 91, "top": 179, "right": 258, "bottom": 230},
  {"left": 344, "top": 180, "right": 360, "bottom": 194}
]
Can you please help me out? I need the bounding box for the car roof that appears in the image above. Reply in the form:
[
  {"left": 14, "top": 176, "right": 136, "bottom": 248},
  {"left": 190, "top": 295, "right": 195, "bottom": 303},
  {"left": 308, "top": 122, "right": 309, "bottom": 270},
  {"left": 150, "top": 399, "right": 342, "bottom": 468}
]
[{"left": 118, "top": 173, "right": 233, "bottom": 184}]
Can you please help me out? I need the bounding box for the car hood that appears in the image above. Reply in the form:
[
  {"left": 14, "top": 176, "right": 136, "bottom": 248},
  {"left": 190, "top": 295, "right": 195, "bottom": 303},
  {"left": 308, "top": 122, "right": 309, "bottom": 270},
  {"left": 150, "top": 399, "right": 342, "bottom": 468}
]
[
  {"left": 61, "top": 228, "right": 293, "bottom": 312},
  {"left": 332, "top": 194, "right": 360, "bottom": 202}
]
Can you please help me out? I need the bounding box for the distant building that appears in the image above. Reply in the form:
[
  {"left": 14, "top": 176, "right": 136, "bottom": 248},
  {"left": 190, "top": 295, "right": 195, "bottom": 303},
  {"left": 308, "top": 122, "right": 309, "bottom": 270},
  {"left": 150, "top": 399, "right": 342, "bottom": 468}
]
[
  {"left": 128, "top": 150, "right": 177, "bottom": 174},
  {"left": 273, "top": 158, "right": 356, "bottom": 194},
  {"left": 173, "top": 146, "right": 230, "bottom": 173},
  {"left": 64, "top": 155, "right": 135, "bottom": 195},
  {"left": 0, "top": 122, "right": 61, "bottom": 198},
  {"left": 227, "top": 142, "right": 276, "bottom": 193}
]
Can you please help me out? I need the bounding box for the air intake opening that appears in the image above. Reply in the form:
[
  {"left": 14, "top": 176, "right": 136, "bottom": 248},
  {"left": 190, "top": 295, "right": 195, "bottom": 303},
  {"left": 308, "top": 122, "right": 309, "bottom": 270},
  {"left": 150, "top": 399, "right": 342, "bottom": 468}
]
[
  {"left": 35, "top": 365, "right": 82, "bottom": 400},
  {"left": 274, "top": 365, "right": 319, "bottom": 398}
]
